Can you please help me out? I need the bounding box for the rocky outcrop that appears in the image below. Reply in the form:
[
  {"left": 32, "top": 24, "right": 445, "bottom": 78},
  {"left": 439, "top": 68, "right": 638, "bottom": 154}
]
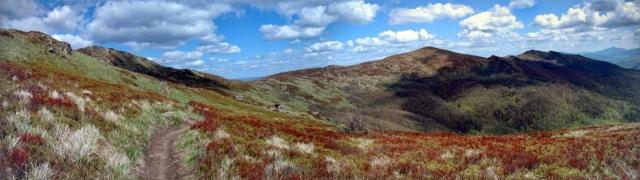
[{"left": 0, "top": 29, "right": 72, "bottom": 56}]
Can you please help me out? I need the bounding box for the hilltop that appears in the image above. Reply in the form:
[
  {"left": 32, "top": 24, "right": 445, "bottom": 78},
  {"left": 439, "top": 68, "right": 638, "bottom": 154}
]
[
  {"left": 0, "top": 29, "right": 638, "bottom": 179},
  {"left": 77, "top": 46, "right": 248, "bottom": 95},
  {"left": 246, "top": 47, "right": 640, "bottom": 134}
]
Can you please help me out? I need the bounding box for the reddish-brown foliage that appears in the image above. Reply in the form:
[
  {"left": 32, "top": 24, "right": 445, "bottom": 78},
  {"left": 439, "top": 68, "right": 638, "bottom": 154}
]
[
  {"left": 0, "top": 62, "right": 31, "bottom": 81},
  {"left": 236, "top": 158, "right": 267, "bottom": 179},
  {"left": 30, "top": 93, "right": 77, "bottom": 111},
  {"left": 206, "top": 138, "right": 236, "bottom": 156},
  {"left": 19, "top": 133, "right": 44, "bottom": 145},
  {"left": 8, "top": 148, "right": 29, "bottom": 167}
]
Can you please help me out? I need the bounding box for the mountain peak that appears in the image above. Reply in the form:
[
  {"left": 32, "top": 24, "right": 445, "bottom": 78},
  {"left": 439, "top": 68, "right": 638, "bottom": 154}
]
[{"left": 517, "top": 49, "right": 568, "bottom": 62}]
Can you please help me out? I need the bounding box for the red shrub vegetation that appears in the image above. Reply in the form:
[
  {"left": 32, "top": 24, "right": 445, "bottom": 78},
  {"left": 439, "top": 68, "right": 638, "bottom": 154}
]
[
  {"left": 0, "top": 62, "right": 31, "bottom": 81},
  {"left": 236, "top": 158, "right": 267, "bottom": 179},
  {"left": 8, "top": 148, "right": 29, "bottom": 168},
  {"left": 29, "top": 92, "right": 76, "bottom": 111},
  {"left": 19, "top": 133, "right": 44, "bottom": 145}
]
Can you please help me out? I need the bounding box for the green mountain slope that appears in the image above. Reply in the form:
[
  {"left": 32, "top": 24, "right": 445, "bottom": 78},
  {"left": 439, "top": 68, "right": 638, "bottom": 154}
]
[
  {"left": 246, "top": 47, "right": 640, "bottom": 134},
  {"left": 1, "top": 29, "right": 639, "bottom": 179},
  {"left": 0, "top": 29, "right": 306, "bottom": 179}
]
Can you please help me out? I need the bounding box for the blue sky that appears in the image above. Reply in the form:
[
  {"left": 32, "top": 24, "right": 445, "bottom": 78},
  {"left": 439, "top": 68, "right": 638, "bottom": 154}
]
[{"left": 1, "top": 0, "right": 639, "bottom": 79}]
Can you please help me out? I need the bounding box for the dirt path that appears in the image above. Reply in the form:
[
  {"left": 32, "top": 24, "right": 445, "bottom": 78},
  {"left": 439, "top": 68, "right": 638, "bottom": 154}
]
[{"left": 140, "top": 124, "right": 191, "bottom": 180}]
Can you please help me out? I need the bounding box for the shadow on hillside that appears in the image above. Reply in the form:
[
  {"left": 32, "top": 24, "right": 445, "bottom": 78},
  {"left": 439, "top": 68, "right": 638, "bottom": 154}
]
[
  {"left": 385, "top": 58, "right": 640, "bottom": 133},
  {"left": 385, "top": 64, "right": 543, "bottom": 133}
]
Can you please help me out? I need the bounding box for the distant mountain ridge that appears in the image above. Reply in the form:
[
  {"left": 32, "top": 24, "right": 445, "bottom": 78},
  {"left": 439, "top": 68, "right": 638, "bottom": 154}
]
[
  {"left": 582, "top": 47, "right": 640, "bottom": 69},
  {"left": 245, "top": 47, "right": 640, "bottom": 134},
  {"left": 77, "top": 46, "right": 247, "bottom": 94}
]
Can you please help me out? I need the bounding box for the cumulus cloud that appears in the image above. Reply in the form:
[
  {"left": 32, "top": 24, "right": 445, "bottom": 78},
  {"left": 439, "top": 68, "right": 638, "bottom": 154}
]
[
  {"left": 0, "top": 0, "right": 43, "bottom": 20},
  {"left": 295, "top": 6, "right": 335, "bottom": 27},
  {"left": 458, "top": 5, "right": 523, "bottom": 39},
  {"left": 87, "top": 1, "right": 231, "bottom": 49},
  {"left": 52, "top": 34, "right": 93, "bottom": 49},
  {"left": 326, "top": 0, "right": 379, "bottom": 24},
  {"left": 260, "top": 0, "right": 379, "bottom": 40},
  {"left": 196, "top": 43, "right": 241, "bottom": 54},
  {"left": 260, "top": 24, "right": 325, "bottom": 40},
  {"left": 379, "top": 29, "right": 434, "bottom": 43},
  {"left": 160, "top": 50, "right": 203, "bottom": 64},
  {"left": 43, "top": 6, "right": 81, "bottom": 32},
  {"left": 305, "top": 41, "right": 344, "bottom": 52},
  {"left": 534, "top": 0, "right": 640, "bottom": 30},
  {"left": 354, "top": 37, "right": 389, "bottom": 46},
  {"left": 352, "top": 29, "right": 434, "bottom": 48},
  {"left": 389, "top": 3, "right": 474, "bottom": 24},
  {"left": 1, "top": 5, "right": 82, "bottom": 34},
  {"left": 186, "top": 60, "right": 205, "bottom": 66},
  {"left": 509, "top": 0, "right": 535, "bottom": 9},
  {"left": 200, "top": 33, "right": 225, "bottom": 44}
]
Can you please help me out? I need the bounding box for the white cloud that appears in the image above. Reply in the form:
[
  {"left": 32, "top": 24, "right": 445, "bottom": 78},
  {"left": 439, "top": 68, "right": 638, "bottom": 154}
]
[
  {"left": 1, "top": 5, "right": 81, "bottom": 34},
  {"left": 260, "top": 24, "right": 325, "bottom": 40},
  {"left": 52, "top": 34, "right": 93, "bottom": 49},
  {"left": 259, "top": 0, "right": 379, "bottom": 40},
  {"left": 43, "top": 6, "right": 81, "bottom": 33},
  {"left": 534, "top": 8, "right": 588, "bottom": 29},
  {"left": 196, "top": 43, "right": 241, "bottom": 54},
  {"left": 186, "top": 60, "right": 205, "bottom": 66},
  {"left": 0, "top": 0, "right": 43, "bottom": 20},
  {"left": 296, "top": 6, "right": 335, "bottom": 27},
  {"left": 389, "top": 3, "right": 474, "bottom": 24},
  {"left": 161, "top": 50, "right": 203, "bottom": 63},
  {"left": 534, "top": 0, "right": 640, "bottom": 30},
  {"left": 379, "top": 29, "right": 434, "bottom": 43},
  {"left": 458, "top": 5, "right": 523, "bottom": 39},
  {"left": 352, "top": 29, "right": 434, "bottom": 48},
  {"left": 87, "top": 1, "right": 231, "bottom": 49},
  {"left": 326, "top": 0, "right": 379, "bottom": 24},
  {"left": 2, "top": 17, "right": 49, "bottom": 33},
  {"left": 305, "top": 41, "right": 344, "bottom": 52},
  {"left": 354, "top": 37, "right": 389, "bottom": 46},
  {"left": 200, "top": 33, "right": 225, "bottom": 44},
  {"left": 509, "top": 0, "right": 536, "bottom": 9}
]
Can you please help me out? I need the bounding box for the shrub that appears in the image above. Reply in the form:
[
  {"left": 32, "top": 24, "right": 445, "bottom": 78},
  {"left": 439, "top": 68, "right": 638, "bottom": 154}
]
[
  {"left": 8, "top": 147, "right": 29, "bottom": 168},
  {"left": 19, "top": 133, "right": 44, "bottom": 145}
]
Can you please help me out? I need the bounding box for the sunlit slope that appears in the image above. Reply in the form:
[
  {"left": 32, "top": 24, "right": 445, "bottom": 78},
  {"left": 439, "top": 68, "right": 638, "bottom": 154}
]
[
  {"left": 247, "top": 47, "right": 640, "bottom": 134},
  {"left": 0, "top": 29, "right": 318, "bottom": 179}
]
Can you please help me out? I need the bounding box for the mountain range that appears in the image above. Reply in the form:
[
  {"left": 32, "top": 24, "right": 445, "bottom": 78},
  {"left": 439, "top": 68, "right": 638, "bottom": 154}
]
[
  {"left": 246, "top": 47, "right": 640, "bottom": 134},
  {"left": 583, "top": 47, "right": 640, "bottom": 69},
  {"left": 1, "top": 29, "right": 638, "bottom": 179}
]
